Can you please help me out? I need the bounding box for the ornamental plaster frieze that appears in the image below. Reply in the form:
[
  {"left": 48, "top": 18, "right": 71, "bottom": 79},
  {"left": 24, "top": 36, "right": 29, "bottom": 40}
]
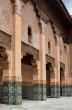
[
  {"left": 48, "top": 19, "right": 65, "bottom": 42},
  {"left": 46, "top": 19, "right": 58, "bottom": 45},
  {"left": 11, "top": 0, "right": 49, "bottom": 23},
  {"left": 23, "top": 0, "right": 49, "bottom": 23},
  {"left": 0, "top": 0, "right": 12, "bottom": 35},
  {"left": 53, "top": 24, "right": 65, "bottom": 43},
  {"left": 35, "top": 5, "right": 49, "bottom": 24},
  {"left": 39, "top": 19, "right": 47, "bottom": 35},
  {"left": 48, "top": 20, "right": 65, "bottom": 45}
]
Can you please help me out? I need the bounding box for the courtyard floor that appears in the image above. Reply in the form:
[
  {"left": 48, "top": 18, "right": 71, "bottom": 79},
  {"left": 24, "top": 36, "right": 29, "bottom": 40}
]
[{"left": 0, "top": 97, "right": 72, "bottom": 110}]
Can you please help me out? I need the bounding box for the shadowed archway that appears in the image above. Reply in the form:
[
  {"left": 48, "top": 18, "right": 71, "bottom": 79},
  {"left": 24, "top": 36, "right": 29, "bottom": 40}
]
[{"left": 0, "top": 46, "right": 8, "bottom": 103}]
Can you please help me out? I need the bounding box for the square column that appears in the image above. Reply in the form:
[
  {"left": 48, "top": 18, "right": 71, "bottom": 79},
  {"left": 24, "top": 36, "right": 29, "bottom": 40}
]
[
  {"left": 32, "top": 20, "right": 46, "bottom": 101},
  {"left": 54, "top": 34, "right": 60, "bottom": 98},
  {"left": 49, "top": 65, "right": 59, "bottom": 98},
  {"left": 32, "top": 59, "right": 46, "bottom": 100},
  {"left": 2, "top": 0, "right": 22, "bottom": 105}
]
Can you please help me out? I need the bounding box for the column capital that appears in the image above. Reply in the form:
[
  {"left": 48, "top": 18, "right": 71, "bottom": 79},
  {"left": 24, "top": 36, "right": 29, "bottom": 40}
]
[
  {"left": 54, "top": 33, "right": 60, "bottom": 46},
  {"left": 32, "top": 59, "right": 38, "bottom": 71},
  {"left": 39, "top": 19, "right": 46, "bottom": 35},
  {"left": 49, "top": 65, "right": 54, "bottom": 72},
  {"left": 11, "top": 0, "right": 23, "bottom": 16}
]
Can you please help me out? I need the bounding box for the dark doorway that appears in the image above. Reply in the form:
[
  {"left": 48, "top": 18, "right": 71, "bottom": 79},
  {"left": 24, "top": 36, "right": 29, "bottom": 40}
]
[
  {"left": 0, "top": 55, "right": 3, "bottom": 102},
  {"left": 21, "top": 53, "right": 33, "bottom": 99},
  {"left": 60, "top": 68, "right": 63, "bottom": 96},
  {"left": 46, "top": 62, "right": 51, "bottom": 97}
]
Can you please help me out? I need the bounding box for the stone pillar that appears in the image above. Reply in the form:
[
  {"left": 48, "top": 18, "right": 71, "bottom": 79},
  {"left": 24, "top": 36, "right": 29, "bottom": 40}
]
[
  {"left": 60, "top": 68, "right": 66, "bottom": 96},
  {"left": 32, "top": 59, "right": 46, "bottom": 100},
  {"left": 2, "top": 0, "right": 22, "bottom": 104},
  {"left": 39, "top": 20, "right": 46, "bottom": 100},
  {"left": 32, "top": 59, "right": 42, "bottom": 100},
  {"left": 54, "top": 34, "right": 60, "bottom": 98},
  {"left": 0, "top": 48, "right": 9, "bottom": 103},
  {"left": 49, "top": 64, "right": 58, "bottom": 98},
  {"left": 68, "top": 44, "right": 72, "bottom": 96},
  {"left": 32, "top": 20, "right": 46, "bottom": 101},
  {"left": 38, "top": 20, "right": 46, "bottom": 100}
]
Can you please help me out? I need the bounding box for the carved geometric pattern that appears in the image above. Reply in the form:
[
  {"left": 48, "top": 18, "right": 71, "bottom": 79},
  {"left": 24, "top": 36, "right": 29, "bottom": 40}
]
[
  {"left": 51, "top": 85, "right": 60, "bottom": 98},
  {"left": 3, "top": 82, "right": 22, "bottom": 105},
  {"left": 15, "top": 82, "right": 22, "bottom": 104},
  {"left": 33, "top": 84, "right": 46, "bottom": 100},
  {"left": 1, "top": 0, "right": 12, "bottom": 34}
]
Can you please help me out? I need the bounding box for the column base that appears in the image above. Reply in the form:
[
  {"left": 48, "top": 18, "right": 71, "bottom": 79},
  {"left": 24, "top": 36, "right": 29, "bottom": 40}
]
[
  {"left": 68, "top": 86, "right": 72, "bottom": 96},
  {"left": 33, "top": 84, "right": 46, "bottom": 100},
  {"left": 60, "top": 86, "right": 72, "bottom": 97},
  {"left": 51, "top": 85, "right": 60, "bottom": 98},
  {"left": 0, "top": 84, "right": 3, "bottom": 103},
  {"left": 2, "top": 81, "right": 22, "bottom": 105}
]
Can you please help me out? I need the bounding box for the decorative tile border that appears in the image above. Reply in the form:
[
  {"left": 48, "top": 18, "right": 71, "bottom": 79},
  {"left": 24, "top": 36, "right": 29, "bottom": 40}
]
[
  {"left": 33, "top": 84, "right": 46, "bottom": 100},
  {"left": 2, "top": 82, "right": 72, "bottom": 105},
  {"left": 2, "top": 81, "right": 22, "bottom": 105}
]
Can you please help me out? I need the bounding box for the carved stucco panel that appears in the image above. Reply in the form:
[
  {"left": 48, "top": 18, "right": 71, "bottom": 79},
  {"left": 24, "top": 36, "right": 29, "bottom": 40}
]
[
  {"left": 0, "top": 0, "right": 12, "bottom": 35},
  {"left": 33, "top": 32, "right": 40, "bottom": 49},
  {"left": 21, "top": 1, "right": 40, "bottom": 50},
  {"left": 0, "top": 0, "right": 2, "bottom": 29}
]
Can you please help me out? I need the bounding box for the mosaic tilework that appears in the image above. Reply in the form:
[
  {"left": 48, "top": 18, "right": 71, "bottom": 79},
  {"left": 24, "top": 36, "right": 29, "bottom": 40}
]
[
  {"left": 69, "top": 86, "right": 72, "bottom": 96},
  {"left": 51, "top": 86, "right": 72, "bottom": 97},
  {"left": 0, "top": 84, "right": 3, "bottom": 103},
  {"left": 33, "top": 84, "right": 46, "bottom": 100},
  {"left": 15, "top": 82, "right": 22, "bottom": 105},
  {"left": 3, "top": 82, "right": 9, "bottom": 104},
  {"left": 3, "top": 82, "right": 22, "bottom": 105},
  {"left": 51, "top": 85, "right": 60, "bottom": 98},
  {"left": 60, "top": 86, "right": 72, "bottom": 96},
  {"left": 60, "top": 86, "right": 66, "bottom": 96},
  {"left": 67, "top": 86, "right": 72, "bottom": 96}
]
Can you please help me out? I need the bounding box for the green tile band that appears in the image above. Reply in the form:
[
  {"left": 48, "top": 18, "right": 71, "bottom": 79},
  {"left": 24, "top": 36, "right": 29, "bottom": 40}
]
[
  {"left": 61, "top": 86, "right": 72, "bottom": 96},
  {"left": 33, "top": 84, "right": 46, "bottom": 100},
  {"left": 3, "top": 81, "right": 22, "bottom": 105},
  {"left": 51, "top": 85, "right": 60, "bottom": 98},
  {"left": 68, "top": 86, "right": 72, "bottom": 96}
]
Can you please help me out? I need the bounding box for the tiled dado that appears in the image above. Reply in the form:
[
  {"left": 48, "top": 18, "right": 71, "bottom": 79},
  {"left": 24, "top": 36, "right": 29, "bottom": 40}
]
[
  {"left": 60, "top": 86, "right": 68, "bottom": 96},
  {"left": 0, "top": 84, "right": 3, "bottom": 103},
  {"left": 60, "top": 86, "right": 72, "bottom": 96},
  {"left": 3, "top": 82, "right": 22, "bottom": 105},
  {"left": 68, "top": 86, "right": 72, "bottom": 96},
  {"left": 33, "top": 84, "right": 46, "bottom": 100},
  {"left": 51, "top": 86, "right": 72, "bottom": 97},
  {"left": 51, "top": 85, "right": 60, "bottom": 98}
]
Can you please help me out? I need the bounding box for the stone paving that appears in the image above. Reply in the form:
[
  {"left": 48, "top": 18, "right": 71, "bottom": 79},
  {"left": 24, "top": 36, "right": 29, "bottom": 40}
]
[{"left": 0, "top": 97, "right": 72, "bottom": 110}]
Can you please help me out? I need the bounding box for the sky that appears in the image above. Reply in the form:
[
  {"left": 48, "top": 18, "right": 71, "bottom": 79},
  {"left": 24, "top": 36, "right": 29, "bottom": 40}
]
[{"left": 63, "top": 0, "right": 72, "bottom": 15}]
